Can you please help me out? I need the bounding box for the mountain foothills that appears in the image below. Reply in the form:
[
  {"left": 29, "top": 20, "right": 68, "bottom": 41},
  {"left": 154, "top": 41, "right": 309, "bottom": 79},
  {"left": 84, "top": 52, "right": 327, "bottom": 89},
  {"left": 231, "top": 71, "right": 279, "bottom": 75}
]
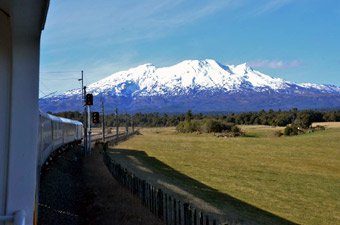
[{"left": 40, "top": 59, "right": 340, "bottom": 113}]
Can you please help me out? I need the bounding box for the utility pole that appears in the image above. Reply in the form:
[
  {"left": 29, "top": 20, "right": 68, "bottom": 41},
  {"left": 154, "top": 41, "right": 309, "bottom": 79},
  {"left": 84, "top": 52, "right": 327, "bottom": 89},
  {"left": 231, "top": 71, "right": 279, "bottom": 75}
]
[
  {"left": 79, "top": 71, "right": 86, "bottom": 155},
  {"left": 101, "top": 97, "right": 105, "bottom": 142},
  {"left": 78, "top": 70, "right": 84, "bottom": 101},
  {"left": 115, "top": 108, "right": 119, "bottom": 141},
  {"left": 131, "top": 115, "right": 135, "bottom": 133},
  {"left": 83, "top": 86, "right": 87, "bottom": 155},
  {"left": 87, "top": 103, "right": 91, "bottom": 154},
  {"left": 125, "top": 113, "right": 128, "bottom": 136},
  {"left": 84, "top": 92, "right": 93, "bottom": 155}
]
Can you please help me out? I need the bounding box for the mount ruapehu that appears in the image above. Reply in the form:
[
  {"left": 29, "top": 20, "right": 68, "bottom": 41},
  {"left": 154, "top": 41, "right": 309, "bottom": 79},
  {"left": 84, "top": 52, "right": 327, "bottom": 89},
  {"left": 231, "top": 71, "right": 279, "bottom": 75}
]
[{"left": 39, "top": 59, "right": 340, "bottom": 113}]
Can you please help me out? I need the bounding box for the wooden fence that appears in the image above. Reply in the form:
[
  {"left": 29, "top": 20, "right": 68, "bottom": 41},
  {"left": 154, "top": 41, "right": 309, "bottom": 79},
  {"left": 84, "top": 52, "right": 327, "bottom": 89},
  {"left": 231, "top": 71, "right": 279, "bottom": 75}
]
[{"left": 103, "top": 152, "right": 228, "bottom": 225}]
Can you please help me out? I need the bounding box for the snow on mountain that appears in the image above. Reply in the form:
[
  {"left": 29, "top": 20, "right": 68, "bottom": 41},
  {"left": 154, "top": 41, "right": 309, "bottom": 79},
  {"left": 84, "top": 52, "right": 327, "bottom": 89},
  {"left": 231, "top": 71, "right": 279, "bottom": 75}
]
[
  {"left": 41, "top": 59, "right": 340, "bottom": 113},
  {"left": 64, "top": 59, "right": 300, "bottom": 97},
  {"left": 299, "top": 83, "right": 340, "bottom": 93}
]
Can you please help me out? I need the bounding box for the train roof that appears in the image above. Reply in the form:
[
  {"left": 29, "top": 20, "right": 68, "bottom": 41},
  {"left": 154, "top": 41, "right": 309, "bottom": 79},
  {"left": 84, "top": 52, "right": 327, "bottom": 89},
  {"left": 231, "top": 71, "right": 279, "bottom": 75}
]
[{"left": 40, "top": 111, "right": 83, "bottom": 125}]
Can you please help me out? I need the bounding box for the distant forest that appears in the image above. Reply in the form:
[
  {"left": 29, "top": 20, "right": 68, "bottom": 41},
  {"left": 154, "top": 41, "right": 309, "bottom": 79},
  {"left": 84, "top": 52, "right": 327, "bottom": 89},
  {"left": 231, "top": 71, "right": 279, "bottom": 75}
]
[{"left": 51, "top": 108, "right": 340, "bottom": 129}]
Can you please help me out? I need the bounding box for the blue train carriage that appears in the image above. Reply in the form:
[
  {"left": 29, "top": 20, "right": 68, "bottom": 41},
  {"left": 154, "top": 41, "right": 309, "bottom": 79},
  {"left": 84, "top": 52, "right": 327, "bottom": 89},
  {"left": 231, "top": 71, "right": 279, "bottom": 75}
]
[
  {"left": 35, "top": 112, "right": 83, "bottom": 223},
  {"left": 38, "top": 112, "right": 83, "bottom": 166}
]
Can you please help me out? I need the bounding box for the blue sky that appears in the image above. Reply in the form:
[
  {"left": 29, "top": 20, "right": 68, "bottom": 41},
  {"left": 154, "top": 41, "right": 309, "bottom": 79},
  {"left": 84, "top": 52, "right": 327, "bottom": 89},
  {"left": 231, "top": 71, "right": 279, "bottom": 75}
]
[{"left": 40, "top": 0, "right": 340, "bottom": 97}]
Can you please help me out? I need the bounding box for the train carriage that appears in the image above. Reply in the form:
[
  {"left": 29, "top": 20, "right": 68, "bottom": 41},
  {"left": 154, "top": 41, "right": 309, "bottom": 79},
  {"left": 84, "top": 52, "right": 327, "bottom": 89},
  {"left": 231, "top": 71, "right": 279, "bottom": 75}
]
[
  {"left": 38, "top": 111, "right": 83, "bottom": 166},
  {"left": 39, "top": 112, "right": 53, "bottom": 166}
]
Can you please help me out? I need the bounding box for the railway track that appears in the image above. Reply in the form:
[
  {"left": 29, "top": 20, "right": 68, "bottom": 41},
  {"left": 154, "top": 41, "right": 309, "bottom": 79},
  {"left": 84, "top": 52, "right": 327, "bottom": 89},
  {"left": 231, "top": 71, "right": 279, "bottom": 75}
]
[
  {"left": 90, "top": 132, "right": 126, "bottom": 143},
  {"left": 38, "top": 130, "right": 141, "bottom": 225},
  {"left": 89, "top": 130, "right": 139, "bottom": 145}
]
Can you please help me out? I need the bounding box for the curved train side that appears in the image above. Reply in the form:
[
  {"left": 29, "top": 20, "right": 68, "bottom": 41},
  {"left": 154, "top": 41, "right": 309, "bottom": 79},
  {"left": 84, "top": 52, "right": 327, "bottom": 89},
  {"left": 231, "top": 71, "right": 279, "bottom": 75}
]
[
  {"left": 33, "top": 112, "right": 83, "bottom": 224},
  {"left": 38, "top": 111, "right": 83, "bottom": 166}
]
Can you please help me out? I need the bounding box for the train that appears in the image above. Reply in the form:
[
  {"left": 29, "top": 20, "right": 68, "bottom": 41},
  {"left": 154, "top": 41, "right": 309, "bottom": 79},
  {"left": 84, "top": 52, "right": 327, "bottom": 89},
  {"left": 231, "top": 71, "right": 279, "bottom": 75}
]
[
  {"left": 32, "top": 112, "right": 84, "bottom": 224},
  {"left": 38, "top": 111, "right": 83, "bottom": 166}
]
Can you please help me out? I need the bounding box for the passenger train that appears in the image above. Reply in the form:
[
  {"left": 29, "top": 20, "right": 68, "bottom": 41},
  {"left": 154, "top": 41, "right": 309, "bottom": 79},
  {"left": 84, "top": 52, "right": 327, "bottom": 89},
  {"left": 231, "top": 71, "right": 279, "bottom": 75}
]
[
  {"left": 32, "top": 112, "right": 83, "bottom": 224},
  {"left": 38, "top": 111, "right": 83, "bottom": 166}
]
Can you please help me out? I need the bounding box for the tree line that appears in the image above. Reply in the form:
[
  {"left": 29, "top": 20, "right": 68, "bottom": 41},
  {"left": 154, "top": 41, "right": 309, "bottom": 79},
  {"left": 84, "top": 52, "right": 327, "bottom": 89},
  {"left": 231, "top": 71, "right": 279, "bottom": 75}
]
[{"left": 51, "top": 108, "right": 340, "bottom": 129}]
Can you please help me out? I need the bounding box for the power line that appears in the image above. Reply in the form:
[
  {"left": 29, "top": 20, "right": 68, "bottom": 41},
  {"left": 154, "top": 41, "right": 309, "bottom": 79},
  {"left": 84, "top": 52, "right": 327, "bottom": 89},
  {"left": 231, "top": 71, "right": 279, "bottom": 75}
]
[
  {"left": 40, "top": 71, "right": 79, "bottom": 74},
  {"left": 42, "top": 77, "right": 79, "bottom": 81},
  {"left": 39, "top": 80, "right": 60, "bottom": 99},
  {"left": 40, "top": 80, "right": 58, "bottom": 98},
  {"left": 39, "top": 89, "right": 47, "bottom": 96},
  {"left": 40, "top": 91, "right": 57, "bottom": 99},
  {"left": 40, "top": 81, "right": 53, "bottom": 92}
]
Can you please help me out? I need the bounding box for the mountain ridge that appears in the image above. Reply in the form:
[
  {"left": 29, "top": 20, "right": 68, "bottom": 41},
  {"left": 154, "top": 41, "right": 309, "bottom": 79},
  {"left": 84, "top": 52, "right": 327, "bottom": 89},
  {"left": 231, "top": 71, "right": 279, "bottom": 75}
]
[{"left": 40, "top": 59, "right": 340, "bottom": 113}]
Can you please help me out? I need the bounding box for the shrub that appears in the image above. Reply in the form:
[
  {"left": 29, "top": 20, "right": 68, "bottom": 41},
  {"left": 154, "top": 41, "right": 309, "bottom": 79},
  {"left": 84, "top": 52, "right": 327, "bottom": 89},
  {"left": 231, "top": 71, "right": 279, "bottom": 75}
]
[
  {"left": 283, "top": 125, "right": 299, "bottom": 136},
  {"left": 176, "top": 120, "right": 201, "bottom": 133},
  {"left": 231, "top": 125, "right": 241, "bottom": 133},
  {"left": 190, "top": 120, "right": 201, "bottom": 132},
  {"left": 177, "top": 119, "right": 242, "bottom": 136},
  {"left": 176, "top": 121, "right": 187, "bottom": 133},
  {"left": 201, "top": 119, "right": 234, "bottom": 133}
]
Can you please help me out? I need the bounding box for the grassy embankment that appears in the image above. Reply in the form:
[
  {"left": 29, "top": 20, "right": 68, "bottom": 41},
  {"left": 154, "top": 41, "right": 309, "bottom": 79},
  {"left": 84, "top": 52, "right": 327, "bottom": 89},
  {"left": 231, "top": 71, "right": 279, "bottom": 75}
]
[{"left": 110, "top": 123, "right": 340, "bottom": 225}]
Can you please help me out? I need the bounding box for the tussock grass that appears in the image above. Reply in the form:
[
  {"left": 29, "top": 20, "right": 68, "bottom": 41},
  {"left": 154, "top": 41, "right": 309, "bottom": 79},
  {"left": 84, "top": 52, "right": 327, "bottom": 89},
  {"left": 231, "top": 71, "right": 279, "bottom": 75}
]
[{"left": 115, "top": 126, "right": 340, "bottom": 225}]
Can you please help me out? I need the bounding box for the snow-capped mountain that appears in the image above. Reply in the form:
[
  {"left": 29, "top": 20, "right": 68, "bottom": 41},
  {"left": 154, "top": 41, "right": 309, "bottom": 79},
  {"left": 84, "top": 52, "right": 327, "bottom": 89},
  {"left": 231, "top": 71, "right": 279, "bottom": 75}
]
[{"left": 40, "top": 59, "right": 340, "bottom": 113}]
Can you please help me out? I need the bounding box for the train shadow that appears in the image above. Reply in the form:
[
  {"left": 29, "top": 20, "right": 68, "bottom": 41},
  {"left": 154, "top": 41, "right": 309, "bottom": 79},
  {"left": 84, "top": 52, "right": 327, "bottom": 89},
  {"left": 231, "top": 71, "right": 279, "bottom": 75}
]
[{"left": 107, "top": 148, "right": 299, "bottom": 225}]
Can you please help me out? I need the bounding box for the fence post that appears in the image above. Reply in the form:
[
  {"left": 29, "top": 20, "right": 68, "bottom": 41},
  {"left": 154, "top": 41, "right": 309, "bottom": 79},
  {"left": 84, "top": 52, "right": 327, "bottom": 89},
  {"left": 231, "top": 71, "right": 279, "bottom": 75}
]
[
  {"left": 168, "top": 196, "right": 172, "bottom": 225},
  {"left": 150, "top": 184, "right": 153, "bottom": 211},
  {"left": 188, "top": 204, "right": 192, "bottom": 225},
  {"left": 180, "top": 200, "right": 184, "bottom": 225},
  {"left": 153, "top": 187, "right": 156, "bottom": 214},
  {"left": 173, "top": 198, "right": 177, "bottom": 225},
  {"left": 183, "top": 203, "right": 189, "bottom": 225},
  {"left": 148, "top": 184, "right": 151, "bottom": 210},
  {"left": 155, "top": 188, "right": 158, "bottom": 215},
  {"left": 158, "top": 189, "right": 163, "bottom": 219},
  {"left": 153, "top": 187, "right": 156, "bottom": 215},
  {"left": 199, "top": 212, "right": 204, "bottom": 225},
  {"left": 150, "top": 185, "right": 153, "bottom": 212},
  {"left": 165, "top": 193, "right": 168, "bottom": 225},
  {"left": 193, "top": 208, "right": 197, "bottom": 225},
  {"left": 104, "top": 159, "right": 225, "bottom": 225}
]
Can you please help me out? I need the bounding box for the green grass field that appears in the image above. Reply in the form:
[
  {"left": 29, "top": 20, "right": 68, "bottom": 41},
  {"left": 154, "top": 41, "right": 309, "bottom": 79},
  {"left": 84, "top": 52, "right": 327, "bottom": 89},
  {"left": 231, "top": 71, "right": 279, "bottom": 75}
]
[{"left": 112, "top": 124, "right": 340, "bottom": 225}]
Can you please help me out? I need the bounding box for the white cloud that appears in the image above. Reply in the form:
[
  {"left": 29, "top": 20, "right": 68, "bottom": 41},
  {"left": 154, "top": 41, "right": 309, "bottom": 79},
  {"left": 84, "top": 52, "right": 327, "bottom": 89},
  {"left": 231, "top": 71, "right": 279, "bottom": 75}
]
[{"left": 249, "top": 59, "right": 303, "bottom": 69}]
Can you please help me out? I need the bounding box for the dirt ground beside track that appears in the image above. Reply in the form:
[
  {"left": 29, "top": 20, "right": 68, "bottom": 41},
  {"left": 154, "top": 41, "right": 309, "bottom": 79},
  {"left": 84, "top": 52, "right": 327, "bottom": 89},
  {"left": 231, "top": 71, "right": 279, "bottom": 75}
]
[
  {"left": 81, "top": 144, "right": 164, "bottom": 225},
  {"left": 38, "top": 144, "right": 164, "bottom": 225}
]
